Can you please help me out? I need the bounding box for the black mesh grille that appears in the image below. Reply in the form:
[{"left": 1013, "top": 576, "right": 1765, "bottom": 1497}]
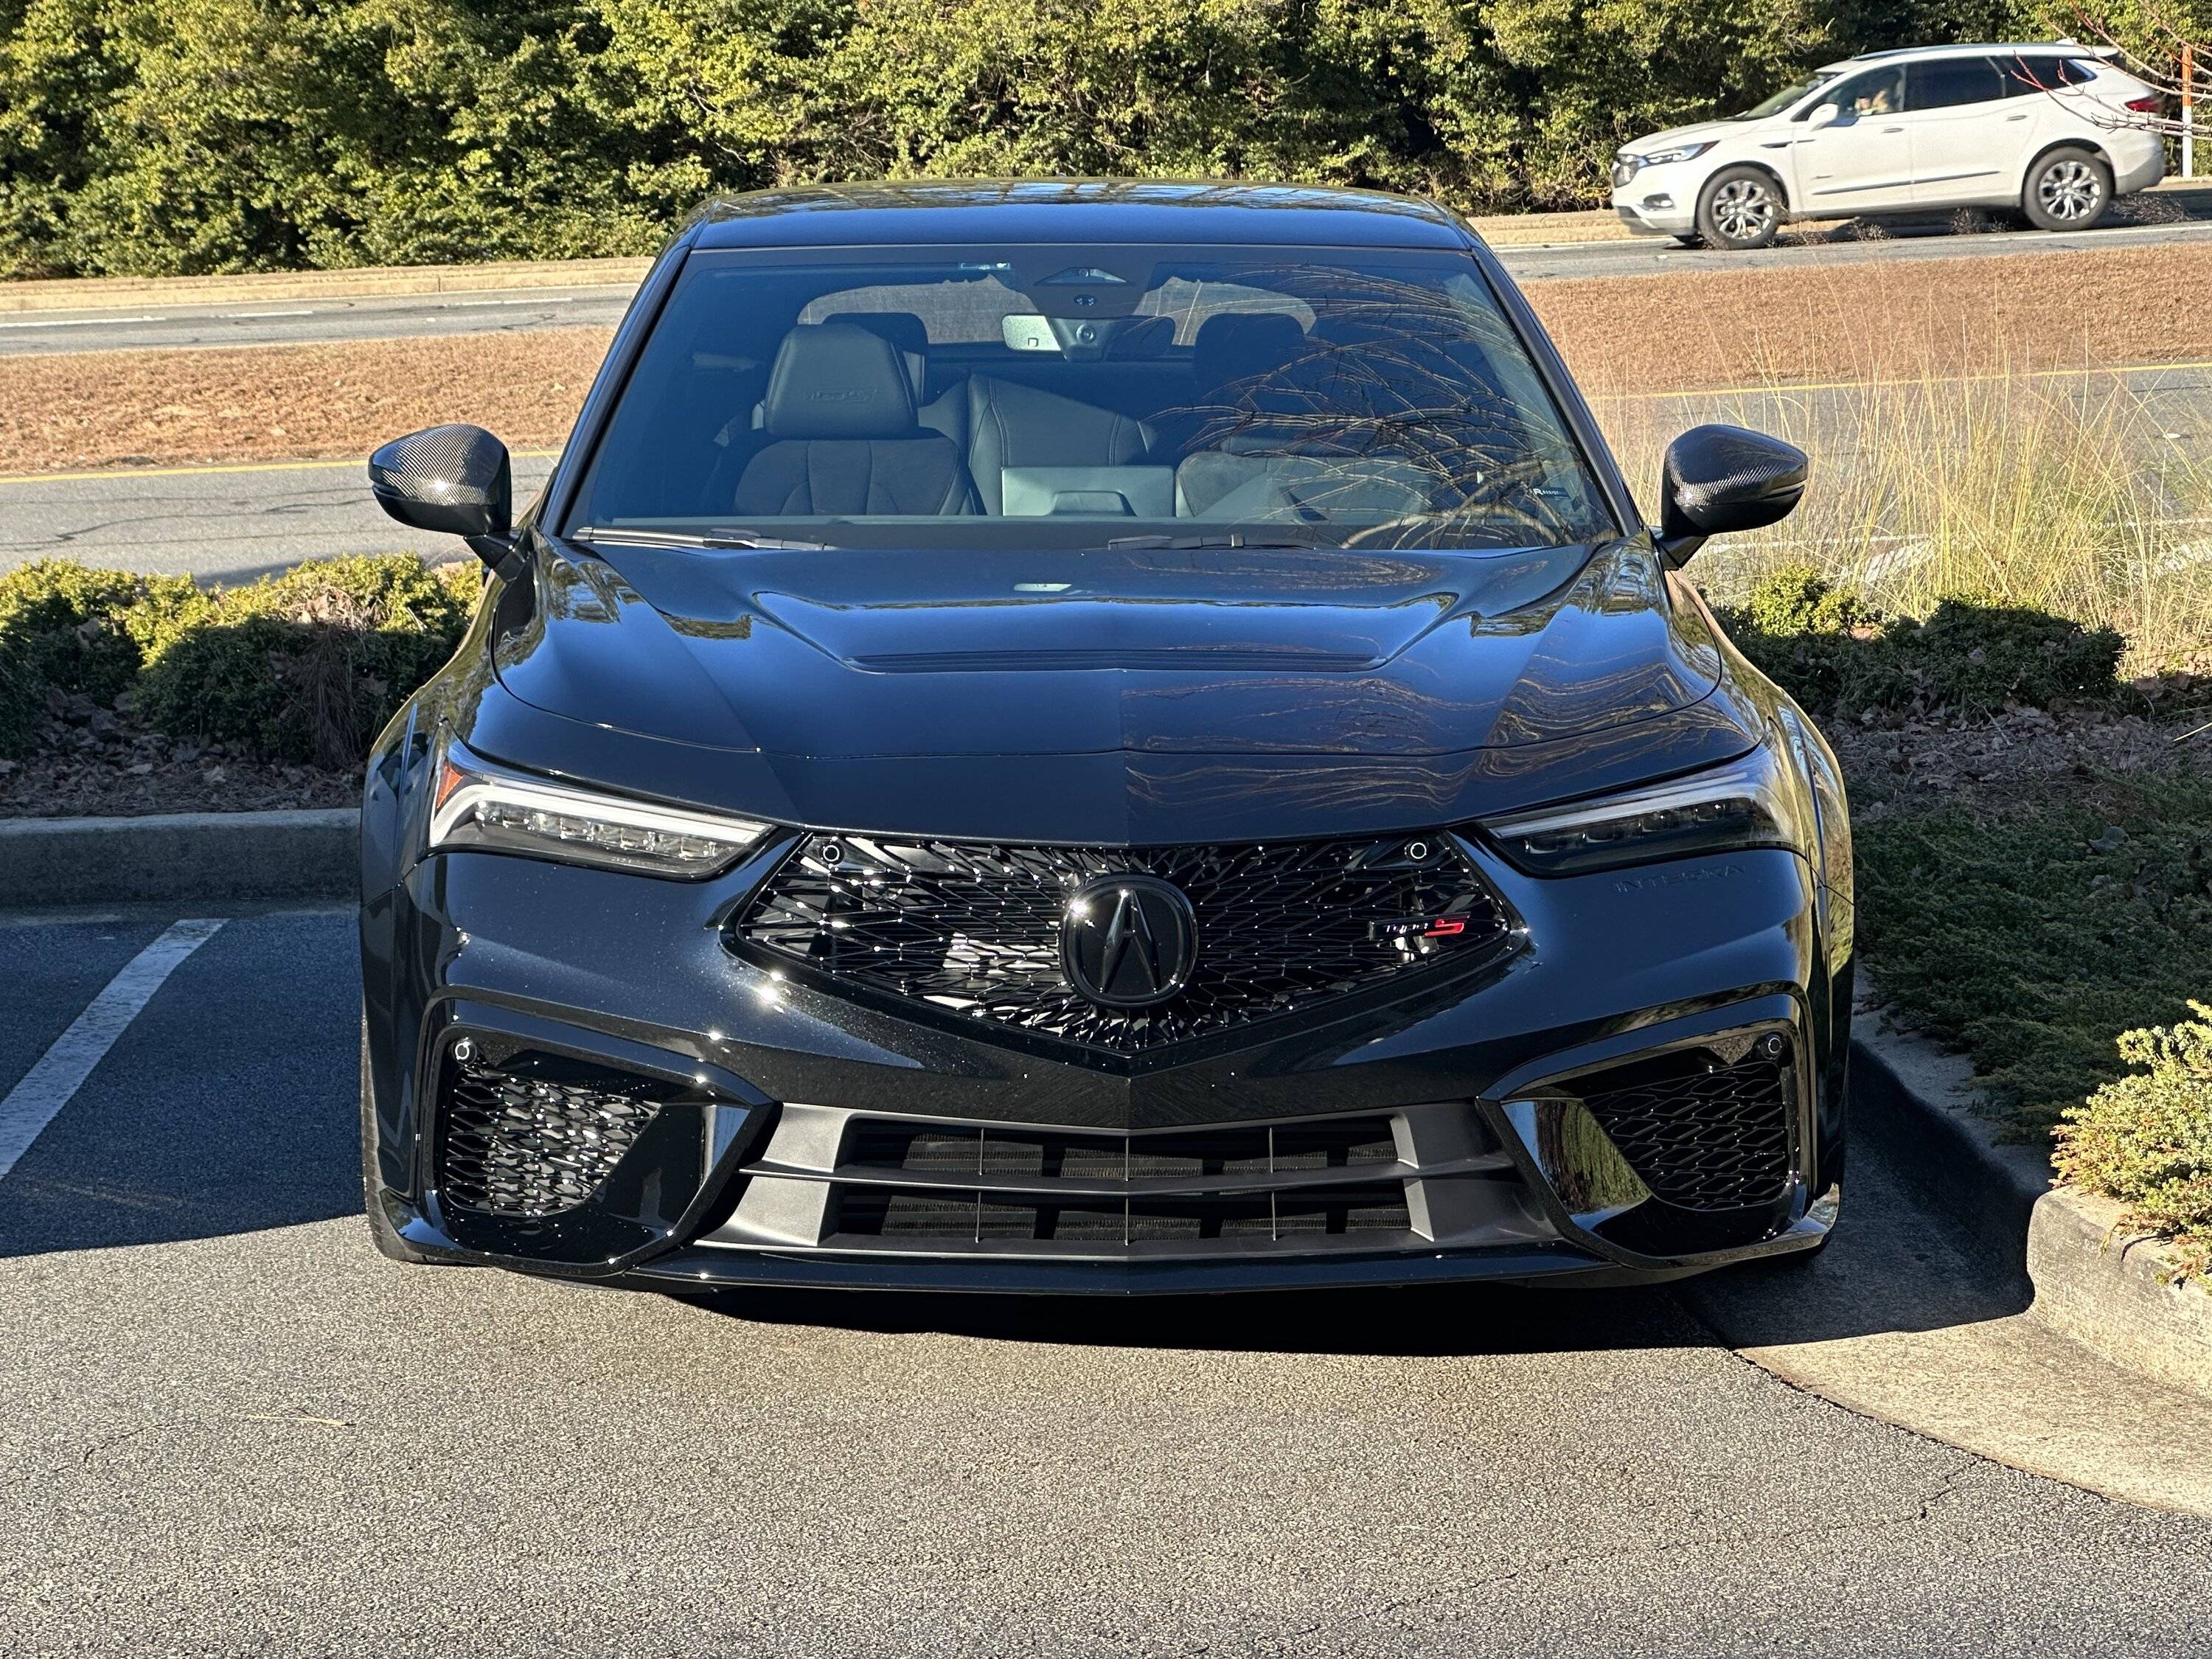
[
  {"left": 1576, "top": 1046, "right": 1795, "bottom": 1212},
  {"left": 439, "top": 1053, "right": 667, "bottom": 1217},
  {"left": 736, "top": 831, "right": 1509, "bottom": 1053}
]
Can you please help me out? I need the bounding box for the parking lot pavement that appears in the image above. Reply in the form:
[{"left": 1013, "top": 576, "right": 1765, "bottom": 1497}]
[{"left": 6, "top": 905, "right": 2212, "bottom": 1658}]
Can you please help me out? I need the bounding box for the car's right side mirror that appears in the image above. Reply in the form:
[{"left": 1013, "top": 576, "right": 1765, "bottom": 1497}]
[
  {"left": 1656, "top": 424, "right": 1808, "bottom": 567},
  {"left": 1806, "top": 102, "right": 1840, "bottom": 130},
  {"left": 369, "top": 422, "right": 523, "bottom": 579}
]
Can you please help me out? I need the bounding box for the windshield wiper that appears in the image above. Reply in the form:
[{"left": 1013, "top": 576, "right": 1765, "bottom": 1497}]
[
  {"left": 1102, "top": 532, "right": 1331, "bottom": 552},
  {"left": 568, "top": 526, "right": 838, "bottom": 551}
]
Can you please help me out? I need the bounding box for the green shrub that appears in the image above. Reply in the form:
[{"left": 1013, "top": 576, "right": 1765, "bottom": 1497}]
[
  {"left": 0, "top": 560, "right": 204, "bottom": 755},
  {"left": 135, "top": 556, "right": 478, "bottom": 767},
  {"left": 2055, "top": 1003, "right": 2212, "bottom": 1283},
  {"left": 1719, "top": 566, "right": 2129, "bottom": 720},
  {"left": 0, "top": 0, "right": 1842, "bottom": 276},
  {"left": 1855, "top": 784, "right": 2212, "bottom": 1134}
]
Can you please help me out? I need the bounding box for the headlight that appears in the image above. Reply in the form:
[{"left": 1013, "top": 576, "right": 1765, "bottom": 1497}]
[
  {"left": 428, "top": 737, "right": 773, "bottom": 878},
  {"left": 1481, "top": 745, "right": 1812, "bottom": 877},
  {"left": 1634, "top": 141, "right": 1717, "bottom": 167}
]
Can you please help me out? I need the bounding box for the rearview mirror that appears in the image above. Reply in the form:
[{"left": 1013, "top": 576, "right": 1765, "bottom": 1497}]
[
  {"left": 369, "top": 424, "right": 519, "bottom": 577},
  {"left": 1656, "top": 424, "right": 1807, "bottom": 566},
  {"left": 1806, "top": 101, "right": 1840, "bottom": 130}
]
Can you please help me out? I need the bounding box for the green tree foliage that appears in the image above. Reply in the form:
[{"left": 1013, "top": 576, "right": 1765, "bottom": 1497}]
[{"left": 0, "top": 0, "right": 1865, "bottom": 276}]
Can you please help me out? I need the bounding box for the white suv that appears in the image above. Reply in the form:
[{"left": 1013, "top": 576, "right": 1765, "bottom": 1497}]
[{"left": 1611, "top": 43, "right": 2166, "bottom": 249}]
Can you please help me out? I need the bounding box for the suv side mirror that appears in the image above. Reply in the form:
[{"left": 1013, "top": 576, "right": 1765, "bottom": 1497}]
[
  {"left": 1806, "top": 101, "right": 1840, "bottom": 130},
  {"left": 369, "top": 424, "right": 522, "bottom": 578},
  {"left": 1656, "top": 424, "right": 1807, "bottom": 566}
]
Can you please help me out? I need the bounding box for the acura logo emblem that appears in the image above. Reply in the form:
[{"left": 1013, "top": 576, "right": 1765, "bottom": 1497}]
[{"left": 1060, "top": 874, "right": 1198, "bottom": 1009}]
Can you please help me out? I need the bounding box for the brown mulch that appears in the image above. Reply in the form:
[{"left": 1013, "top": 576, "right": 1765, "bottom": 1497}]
[
  {"left": 1829, "top": 700, "right": 2211, "bottom": 824},
  {"left": 1531, "top": 242, "right": 2212, "bottom": 397},
  {"left": 3, "top": 243, "right": 2212, "bottom": 473},
  {"left": 0, "top": 330, "right": 608, "bottom": 474},
  {"left": 0, "top": 690, "right": 353, "bottom": 818}
]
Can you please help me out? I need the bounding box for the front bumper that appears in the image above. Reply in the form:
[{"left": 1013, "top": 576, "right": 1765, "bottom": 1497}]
[
  {"left": 361, "top": 835, "right": 1850, "bottom": 1294},
  {"left": 1610, "top": 175, "right": 1700, "bottom": 236}
]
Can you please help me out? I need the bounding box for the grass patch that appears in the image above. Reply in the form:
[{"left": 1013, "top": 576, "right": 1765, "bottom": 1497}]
[
  {"left": 1721, "top": 566, "right": 2211, "bottom": 1145},
  {"left": 1854, "top": 785, "right": 2212, "bottom": 1135}
]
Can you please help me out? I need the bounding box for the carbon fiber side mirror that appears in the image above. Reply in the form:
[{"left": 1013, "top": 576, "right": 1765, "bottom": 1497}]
[
  {"left": 369, "top": 424, "right": 519, "bottom": 576},
  {"left": 1656, "top": 424, "right": 1807, "bottom": 566}
]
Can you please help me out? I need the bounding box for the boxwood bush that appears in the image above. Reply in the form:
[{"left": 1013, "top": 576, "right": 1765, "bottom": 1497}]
[
  {"left": 0, "top": 555, "right": 479, "bottom": 765},
  {"left": 1717, "top": 567, "right": 2130, "bottom": 721},
  {"left": 2056, "top": 1004, "right": 2212, "bottom": 1283}
]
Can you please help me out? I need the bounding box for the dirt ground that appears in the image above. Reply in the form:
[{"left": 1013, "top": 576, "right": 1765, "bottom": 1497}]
[
  {"left": 2, "top": 241, "right": 2211, "bottom": 474},
  {"left": 0, "top": 688, "right": 355, "bottom": 818}
]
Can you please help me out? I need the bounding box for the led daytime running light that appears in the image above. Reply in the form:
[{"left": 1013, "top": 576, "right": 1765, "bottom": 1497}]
[{"left": 428, "top": 740, "right": 771, "bottom": 877}]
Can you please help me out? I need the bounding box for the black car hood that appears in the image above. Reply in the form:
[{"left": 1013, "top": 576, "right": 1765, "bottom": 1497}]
[
  {"left": 495, "top": 538, "right": 1722, "bottom": 759},
  {"left": 472, "top": 536, "right": 1763, "bottom": 842}
]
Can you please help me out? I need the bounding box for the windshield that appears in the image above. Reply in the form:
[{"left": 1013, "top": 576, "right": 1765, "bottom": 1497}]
[
  {"left": 563, "top": 245, "right": 1616, "bottom": 552},
  {"left": 1737, "top": 71, "right": 1837, "bottom": 119}
]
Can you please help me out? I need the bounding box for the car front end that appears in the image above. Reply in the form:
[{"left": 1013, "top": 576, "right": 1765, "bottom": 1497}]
[
  {"left": 1610, "top": 137, "right": 1724, "bottom": 237},
  {"left": 358, "top": 183, "right": 1850, "bottom": 1295}
]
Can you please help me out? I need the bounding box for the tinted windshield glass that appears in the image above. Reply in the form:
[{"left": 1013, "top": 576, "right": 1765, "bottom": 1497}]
[
  {"left": 564, "top": 246, "right": 1615, "bottom": 552},
  {"left": 1739, "top": 72, "right": 1835, "bottom": 119}
]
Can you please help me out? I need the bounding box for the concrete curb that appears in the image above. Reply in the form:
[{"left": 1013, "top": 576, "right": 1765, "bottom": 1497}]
[
  {"left": 1852, "top": 1004, "right": 2212, "bottom": 1397},
  {"left": 0, "top": 809, "right": 355, "bottom": 905},
  {"left": 2029, "top": 1186, "right": 2212, "bottom": 1394}
]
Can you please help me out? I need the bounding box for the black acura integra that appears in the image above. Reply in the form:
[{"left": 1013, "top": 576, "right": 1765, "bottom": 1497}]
[{"left": 359, "top": 181, "right": 1852, "bottom": 1293}]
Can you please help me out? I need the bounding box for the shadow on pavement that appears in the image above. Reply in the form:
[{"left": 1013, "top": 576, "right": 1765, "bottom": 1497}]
[{"left": 0, "top": 911, "right": 362, "bottom": 1259}]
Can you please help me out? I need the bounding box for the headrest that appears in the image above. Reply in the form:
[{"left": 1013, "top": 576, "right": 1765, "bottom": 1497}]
[
  {"left": 823, "top": 311, "right": 930, "bottom": 400},
  {"left": 762, "top": 323, "right": 919, "bottom": 441},
  {"left": 1192, "top": 313, "right": 1307, "bottom": 396}
]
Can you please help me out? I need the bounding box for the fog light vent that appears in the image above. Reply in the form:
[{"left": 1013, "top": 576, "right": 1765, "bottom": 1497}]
[
  {"left": 438, "top": 1051, "right": 669, "bottom": 1217},
  {"left": 1573, "top": 1040, "right": 1795, "bottom": 1212}
]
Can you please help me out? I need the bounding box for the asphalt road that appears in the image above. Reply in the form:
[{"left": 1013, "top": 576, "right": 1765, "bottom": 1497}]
[
  {"left": 4, "top": 212, "right": 2210, "bottom": 359},
  {"left": 4, "top": 905, "right": 2212, "bottom": 1657},
  {"left": 4, "top": 362, "right": 2206, "bottom": 585},
  {"left": 0, "top": 454, "right": 557, "bottom": 583}
]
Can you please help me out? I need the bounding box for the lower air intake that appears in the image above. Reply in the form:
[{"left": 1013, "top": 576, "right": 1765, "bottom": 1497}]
[
  {"left": 438, "top": 1051, "right": 669, "bottom": 1218},
  {"left": 1575, "top": 1043, "right": 1796, "bottom": 1212}
]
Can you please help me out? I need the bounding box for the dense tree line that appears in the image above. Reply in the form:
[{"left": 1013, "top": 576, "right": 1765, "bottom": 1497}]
[{"left": 0, "top": 0, "right": 2188, "bottom": 276}]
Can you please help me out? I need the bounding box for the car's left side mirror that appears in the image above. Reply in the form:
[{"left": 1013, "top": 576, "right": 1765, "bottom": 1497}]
[
  {"left": 1655, "top": 423, "right": 1808, "bottom": 567},
  {"left": 369, "top": 423, "right": 524, "bottom": 580}
]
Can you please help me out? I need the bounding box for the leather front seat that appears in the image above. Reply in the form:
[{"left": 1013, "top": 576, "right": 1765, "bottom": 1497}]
[{"left": 734, "top": 324, "right": 978, "bottom": 516}]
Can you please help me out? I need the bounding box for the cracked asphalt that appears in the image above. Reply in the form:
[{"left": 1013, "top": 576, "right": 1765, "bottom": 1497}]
[{"left": 4, "top": 905, "right": 2211, "bottom": 1657}]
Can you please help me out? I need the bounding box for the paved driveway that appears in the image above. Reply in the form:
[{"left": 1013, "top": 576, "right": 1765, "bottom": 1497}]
[{"left": 4, "top": 906, "right": 2211, "bottom": 1656}]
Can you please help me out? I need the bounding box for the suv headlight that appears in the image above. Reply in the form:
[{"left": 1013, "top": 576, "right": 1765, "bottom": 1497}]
[
  {"left": 1481, "top": 744, "right": 1812, "bottom": 877},
  {"left": 428, "top": 737, "right": 773, "bottom": 878},
  {"left": 1634, "top": 141, "right": 1716, "bottom": 167}
]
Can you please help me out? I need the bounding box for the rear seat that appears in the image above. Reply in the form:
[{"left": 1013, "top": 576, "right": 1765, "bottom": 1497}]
[{"left": 919, "top": 374, "right": 1159, "bottom": 515}]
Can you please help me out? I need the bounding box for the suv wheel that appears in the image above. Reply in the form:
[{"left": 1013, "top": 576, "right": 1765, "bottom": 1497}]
[
  {"left": 2022, "top": 147, "right": 2110, "bottom": 231},
  {"left": 1695, "top": 167, "right": 1783, "bottom": 251}
]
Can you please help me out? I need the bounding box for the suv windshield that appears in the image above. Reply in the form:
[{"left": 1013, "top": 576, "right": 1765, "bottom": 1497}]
[
  {"left": 1737, "top": 71, "right": 1837, "bottom": 119},
  {"left": 563, "top": 245, "right": 1616, "bottom": 552}
]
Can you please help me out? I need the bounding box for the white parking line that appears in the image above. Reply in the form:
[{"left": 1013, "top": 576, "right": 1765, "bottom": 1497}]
[
  {"left": 0, "top": 917, "right": 225, "bottom": 1180},
  {"left": 0, "top": 315, "right": 164, "bottom": 330}
]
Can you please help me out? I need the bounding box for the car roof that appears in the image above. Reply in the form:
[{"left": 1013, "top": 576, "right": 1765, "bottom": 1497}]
[
  {"left": 686, "top": 180, "right": 1474, "bottom": 252},
  {"left": 1817, "top": 41, "right": 2104, "bottom": 72}
]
